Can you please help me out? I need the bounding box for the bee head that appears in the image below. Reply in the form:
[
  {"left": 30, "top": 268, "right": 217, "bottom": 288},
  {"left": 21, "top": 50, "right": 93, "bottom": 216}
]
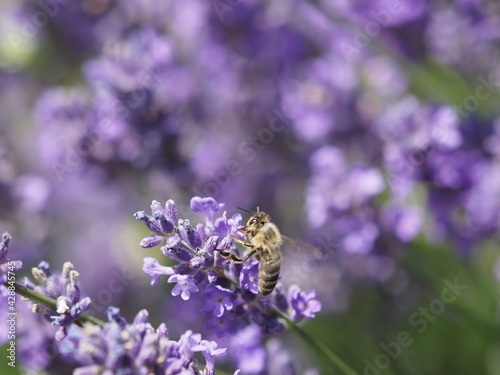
[{"left": 246, "top": 211, "right": 270, "bottom": 229}]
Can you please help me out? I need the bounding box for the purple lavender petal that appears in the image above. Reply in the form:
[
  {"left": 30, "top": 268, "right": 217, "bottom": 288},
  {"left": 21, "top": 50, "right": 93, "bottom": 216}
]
[
  {"left": 198, "top": 340, "right": 227, "bottom": 375},
  {"left": 289, "top": 285, "right": 322, "bottom": 320},
  {"left": 190, "top": 196, "right": 224, "bottom": 226},
  {"left": 168, "top": 274, "right": 199, "bottom": 301},
  {"left": 240, "top": 261, "right": 260, "bottom": 295},
  {"left": 142, "top": 257, "right": 175, "bottom": 286},
  {"left": 229, "top": 325, "right": 266, "bottom": 373},
  {"left": 203, "top": 284, "right": 235, "bottom": 318}
]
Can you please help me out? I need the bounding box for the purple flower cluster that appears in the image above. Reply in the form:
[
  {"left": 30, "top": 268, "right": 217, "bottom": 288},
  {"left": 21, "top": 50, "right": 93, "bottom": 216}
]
[
  {"left": 24, "top": 0, "right": 499, "bottom": 275},
  {"left": 0, "top": 232, "right": 22, "bottom": 295},
  {"left": 0, "top": 232, "right": 61, "bottom": 372},
  {"left": 34, "top": 28, "right": 182, "bottom": 184},
  {"left": 135, "top": 197, "right": 322, "bottom": 337},
  {"left": 4, "top": 0, "right": 500, "bottom": 371},
  {"left": 59, "top": 307, "right": 230, "bottom": 375},
  {"left": 1, "top": 232, "right": 233, "bottom": 374},
  {"left": 305, "top": 142, "right": 426, "bottom": 258},
  {"left": 20, "top": 261, "right": 92, "bottom": 340},
  {"left": 228, "top": 324, "right": 319, "bottom": 375}
]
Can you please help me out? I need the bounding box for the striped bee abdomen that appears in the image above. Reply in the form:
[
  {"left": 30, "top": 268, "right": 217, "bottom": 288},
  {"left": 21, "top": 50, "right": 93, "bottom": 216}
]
[{"left": 258, "top": 246, "right": 282, "bottom": 295}]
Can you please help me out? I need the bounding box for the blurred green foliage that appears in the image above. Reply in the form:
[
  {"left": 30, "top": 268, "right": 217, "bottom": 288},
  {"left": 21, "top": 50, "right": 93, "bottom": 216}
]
[{"left": 301, "top": 238, "right": 499, "bottom": 375}]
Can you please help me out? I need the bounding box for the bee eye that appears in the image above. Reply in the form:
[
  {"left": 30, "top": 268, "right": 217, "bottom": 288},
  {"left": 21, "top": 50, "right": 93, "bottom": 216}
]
[{"left": 250, "top": 219, "right": 258, "bottom": 225}]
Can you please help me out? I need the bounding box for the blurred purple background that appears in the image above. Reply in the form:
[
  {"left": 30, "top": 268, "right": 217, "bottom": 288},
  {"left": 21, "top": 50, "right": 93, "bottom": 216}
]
[{"left": 1, "top": 0, "right": 500, "bottom": 373}]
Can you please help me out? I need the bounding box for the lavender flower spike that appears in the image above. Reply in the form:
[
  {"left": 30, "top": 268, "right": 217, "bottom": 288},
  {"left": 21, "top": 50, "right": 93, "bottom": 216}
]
[
  {"left": 136, "top": 196, "right": 323, "bottom": 339},
  {"left": 59, "top": 307, "right": 231, "bottom": 374},
  {"left": 21, "top": 261, "right": 92, "bottom": 340},
  {"left": 0, "top": 232, "right": 12, "bottom": 262},
  {"left": 0, "top": 232, "right": 23, "bottom": 296}
]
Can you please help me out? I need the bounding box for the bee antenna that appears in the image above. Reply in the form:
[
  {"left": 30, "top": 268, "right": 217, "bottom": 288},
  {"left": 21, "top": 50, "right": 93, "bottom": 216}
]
[
  {"left": 256, "top": 206, "right": 260, "bottom": 212},
  {"left": 237, "top": 207, "right": 253, "bottom": 214}
]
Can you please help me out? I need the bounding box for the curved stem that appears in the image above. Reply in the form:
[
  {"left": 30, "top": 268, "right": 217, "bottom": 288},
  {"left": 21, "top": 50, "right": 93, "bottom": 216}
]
[
  {"left": 12, "top": 282, "right": 105, "bottom": 327},
  {"left": 275, "top": 310, "right": 359, "bottom": 375},
  {"left": 14, "top": 282, "right": 57, "bottom": 309}
]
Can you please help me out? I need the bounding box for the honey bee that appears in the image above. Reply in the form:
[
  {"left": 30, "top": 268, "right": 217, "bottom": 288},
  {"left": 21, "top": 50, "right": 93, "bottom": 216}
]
[{"left": 217, "top": 207, "right": 321, "bottom": 295}]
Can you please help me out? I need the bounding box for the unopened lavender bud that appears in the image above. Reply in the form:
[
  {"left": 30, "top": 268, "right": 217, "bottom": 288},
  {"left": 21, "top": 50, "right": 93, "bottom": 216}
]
[
  {"left": 0, "top": 231, "right": 12, "bottom": 260},
  {"left": 140, "top": 235, "right": 165, "bottom": 248},
  {"left": 134, "top": 211, "right": 162, "bottom": 234},
  {"left": 165, "top": 199, "right": 178, "bottom": 222},
  {"left": 37, "top": 261, "right": 52, "bottom": 276},
  {"left": 133, "top": 210, "right": 148, "bottom": 221},
  {"left": 32, "top": 267, "right": 48, "bottom": 285},
  {"left": 150, "top": 200, "right": 163, "bottom": 217},
  {"left": 157, "top": 323, "right": 168, "bottom": 339},
  {"left": 65, "top": 269, "right": 81, "bottom": 303},
  {"left": 154, "top": 213, "right": 175, "bottom": 234},
  {"left": 179, "top": 219, "right": 202, "bottom": 248},
  {"left": 133, "top": 309, "right": 149, "bottom": 325},
  {"left": 161, "top": 246, "right": 193, "bottom": 263},
  {"left": 61, "top": 261, "right": 74, "bottom": 286}
]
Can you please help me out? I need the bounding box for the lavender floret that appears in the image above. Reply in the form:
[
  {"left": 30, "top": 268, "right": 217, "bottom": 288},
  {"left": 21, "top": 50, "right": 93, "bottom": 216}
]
[{"left": 21, "top": 261, "right": 92, "bottom": 340}]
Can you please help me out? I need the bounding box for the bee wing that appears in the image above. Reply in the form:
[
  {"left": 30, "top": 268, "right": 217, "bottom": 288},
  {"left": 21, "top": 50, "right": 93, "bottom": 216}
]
[{"left": 281, "top": 235, "right": 323, "bottom": 259}]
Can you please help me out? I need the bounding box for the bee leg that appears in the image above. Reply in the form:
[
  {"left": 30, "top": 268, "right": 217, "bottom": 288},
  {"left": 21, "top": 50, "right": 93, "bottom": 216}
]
[
  {"left": 216, "top": 249, "right": 244, "bottom": 263},
  {"left": 231, "top": 234, "right": 253, "bottom": 248},
  {"left": 217, "top": 248, "right": 258, "bottom": 264}
]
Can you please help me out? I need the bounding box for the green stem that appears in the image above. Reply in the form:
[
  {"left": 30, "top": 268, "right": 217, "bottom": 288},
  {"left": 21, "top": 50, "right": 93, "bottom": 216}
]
[
  {"left": 275, "top": 310, "right": 359, "bottom": 375},
  {"left": 12, "top": 282, "right": 105, "bottom": 327},
  {"left": 14, "top": 282, "right": 57, "bottom": 309}
]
